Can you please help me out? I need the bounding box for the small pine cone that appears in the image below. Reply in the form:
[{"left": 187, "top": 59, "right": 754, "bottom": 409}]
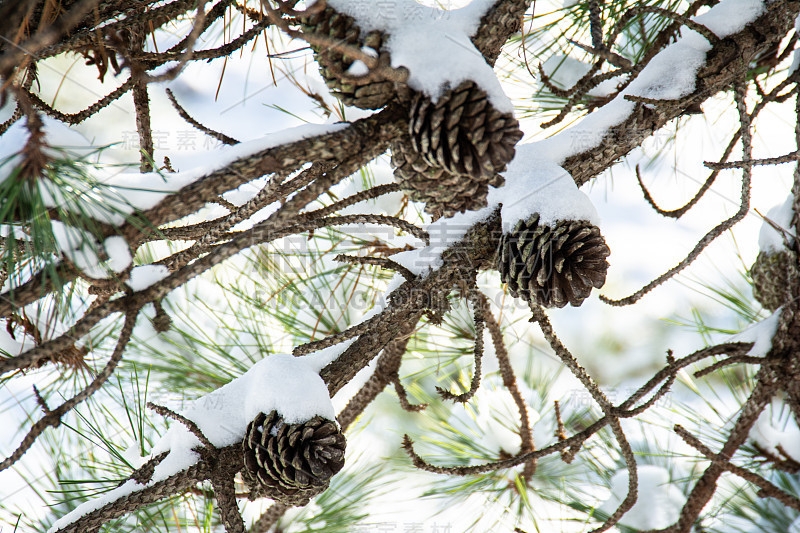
[
  {"left": 391, "top": 137, "right": 504, "bottom": 219},
  {"left": 408, "top": 81, "right": 523, "bottom": 180},
  {"left": 242, "top": 411, "right": 346, "bottom": 506},
  {"left": 300, "top": 9, "right": 394, "bottom": 109},
  {"left": 497, "top": 214, "right": 610, "bottom": 308},
  {"left": 750, "top": 250, "right": 799, "bottom": 311}
]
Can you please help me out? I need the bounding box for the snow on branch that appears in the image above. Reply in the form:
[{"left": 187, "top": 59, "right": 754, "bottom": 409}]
[{"left": 48, "top": 353, "right": 337, "bottom": 533}]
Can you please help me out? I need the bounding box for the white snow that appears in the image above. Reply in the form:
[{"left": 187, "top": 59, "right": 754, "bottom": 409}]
[
  {"left": 301, "top": 338, "right": 357, "bottom": 373},
  {"left": 489, "top": 147, "right": 600, "bottom": 230},
  {"left": 103, "top": 236, "right": 133, "bottom": 273},
  {"left": 119, "top": 444, "right": 148, "bottom": 470},
  {"left": 751, "top": 399, "right": 800, "bottom": 463},
  {"left": 533, "top": 0, "right": 766, "bottom": 164},
  {"left": 48, "top": 353, "right": 336, "bottom": 533},
  {"left": 346, "top": 60, "right": 370, "bottom": 76},
  {"left": 5, "top": 122, "right": 346, "bottom": 229},
  {"left": 50, "top": 221, "right": 104, "bottom": 278},
  {"left": 51, "top": 221, "right": 131, "bottom": 279},
  {"left": 598, "top": 465, "right": 686, "bottom": 530},
  {"left": 0, "top": 116, "right": 96, "bottom": 184},
  {"left": 758, "top": 194, "right": 796, "bottom": 253},
  {"left": 790, "top": 515, "right": 800, "bottom": 533},
  {"left": 126, "top": 265, "right": 170, "bottom": 291},
  {"left": 327, "top": 0, "right": 513, "bottom": 112},
  {"left": 6, "top": 221, "right": 130, "bottom": 280},
  {"left": 791, "top": 15, "right": 800, "bottom": 75},
  {"left": 693, "top": 0, "right": 764, "bottom": 36},
  {"left": 728, "top": 308, "right": 781, "bottom": 357},
  {"left": 94, "top": 123, "right": 348, "bottom": 223},
  {"left": 346, "top": 46, "right": 378, "bottom": 76}
]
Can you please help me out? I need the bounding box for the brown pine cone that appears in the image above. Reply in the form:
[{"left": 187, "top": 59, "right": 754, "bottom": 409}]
[
  {"left": 391, "top": 137, "right": 504, "bottom": 219},
  {"left": 408, "top": 81, "right": 522, "bottom": 180},
  {"left": 300, "top": 8, "right": 394, "bottom": 109},
  {"left": 497, "top": 214, "right": 610, "bottom": 308},
  {"left": 242, "top": 411, "right": 346, "bottom": 506},
  {"left": 750, "top": 250, "right": 799, "bottom": 311}
]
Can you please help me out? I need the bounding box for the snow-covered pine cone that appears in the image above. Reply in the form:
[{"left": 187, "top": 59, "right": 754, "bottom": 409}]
[
  {"left": 242, "top": 411, "right": 346, "bottom": 506},
  {"left": 750, "top": 250, "right": 799, "bottom": 311},
  {"left": 300, "top": 8, "right": 394, "bottom": 109},
  {"left": 497, "top": 214, "right": 611, "bottom": 308},
  {"left": 408, "top": 81, "right": 523, "bottom": 180},
  {"left": 390, "top": 137, "right": 504, "bottom": 219}
]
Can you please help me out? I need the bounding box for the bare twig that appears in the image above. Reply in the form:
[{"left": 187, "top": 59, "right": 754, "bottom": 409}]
[
  {"left": 334, "top": 254, "right": 417, "bottom": 281},
  {"left": 26, "top": 78, "right": 134, "bottom": 124},
  {"left": 693, "top": 354, "right": 765, "bottom": 378},
  {"left": 601, "top": 80, "right": 755, "bottom": 306},
  {"left": 705, "top": 149, "right": 800, "bottom": 170},
  {"left": 437, "top": 282, "right": 484, "bottom": 403},
  {"left": 166, "top": 88, "right": 239, "bottom": 145},
  {"left": 248, "top": 502, "right": 289, "bottom": 533},
  {"left": 147, "top": 402, "right": 215, "bottom": 451},
  {"left": 301, "top": 183, "right": 402, "bottom": 221},
  {"left": 674, "top": 424, "right": 800, "bottom": 512}
]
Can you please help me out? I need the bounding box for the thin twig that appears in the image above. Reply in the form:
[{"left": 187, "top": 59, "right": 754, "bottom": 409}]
[
  {"left": 437, "top": 281, "right": 484, "bottom": 403},
  {"left": 601, "top": 80, "right": 755, "bottom": 306},
  {"left": 165, "top": 88, "right": 239, "bottom": 145},
  {"left": 399, "top": 341, "right": 750, "bottom": 476},
  {"left": 301, "top": 183, "right": 402, "bottom": 220},
  {"left": 136, "top": 1, "right": 208, "bottom": 84},
  {"left": 705, "top": 149, "right": 800, "bottom": 170},
  {"left": 334, "top": 254, "right": 416, "bottom": 281},
  {"left": 248, "top": 502, "right": 289, "bottom": 533},
  {"left": 478, "top": 293, "right": 535, "bottom": 473},
  {"left": 674, "top": 425, "right": 800, "bottom": 512},
  {"left": 26, "top": 78, "right": 134, "bottom": 124},
  {"left": 693, "top": 354, "right": 765, "bottom": 378},
  {"left": 147, "top": 402, "right": 215, "bottom": 451}
]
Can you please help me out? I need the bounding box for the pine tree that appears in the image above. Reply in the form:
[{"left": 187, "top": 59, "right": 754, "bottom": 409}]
[{"left": 1, "top": 1, "right": 799, "bottom": 532}]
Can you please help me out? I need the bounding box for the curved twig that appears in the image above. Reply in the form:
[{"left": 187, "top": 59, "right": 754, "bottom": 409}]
[
  {"left": 601, "top": 79, "right": 754, "bottom": 306},
  {"left": 147, "top": 402, "right": 215, "bottom": 451},
  {"left": 437, "top": 281, "right": 484, "bottom": 403}
]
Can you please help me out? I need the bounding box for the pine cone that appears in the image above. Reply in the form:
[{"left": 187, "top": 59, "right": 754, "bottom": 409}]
[
  {"left": 408, "top": 81, "right": 523, "bottom": 180},
  {"left": 391, "top": 137, "right": 504, "bottom": 219},
  {"left": 242, "top": 411, "right": 346, "bottom": 506},
  {"left": 750, "top": 250, "right": 799, "bottom": 311},
  {"left": 300, "top": 9, "right": 394, "bottom": 109},
  {"left": 497, "top": 214, "right": 610, "bottom": 308}
]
